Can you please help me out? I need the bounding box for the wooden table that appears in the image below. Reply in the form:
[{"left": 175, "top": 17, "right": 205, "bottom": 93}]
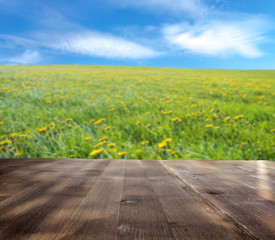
[{"left": 0, "top": 159, "right": 274, "bottom": 240}]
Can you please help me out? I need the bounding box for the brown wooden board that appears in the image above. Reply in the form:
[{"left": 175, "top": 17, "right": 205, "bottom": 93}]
[
  {"left": 161, "top": 160, "right": 275, "bottom": 240},
  {"left": 0, "top": 158, "right": 274, "bottom": 240}
]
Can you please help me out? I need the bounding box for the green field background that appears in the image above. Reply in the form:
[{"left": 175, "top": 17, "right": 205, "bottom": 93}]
[{"left": 0, "top": 66, "right": 274, "bottom": 160}]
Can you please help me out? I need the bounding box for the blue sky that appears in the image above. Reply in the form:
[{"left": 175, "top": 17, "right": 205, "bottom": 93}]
[{"left": 0, "top": 0, "right": 274, "bottom": 69}]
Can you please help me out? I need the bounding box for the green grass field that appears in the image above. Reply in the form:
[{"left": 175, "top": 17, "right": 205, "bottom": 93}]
[{"left": 0, "top": 65, "right": 274, "bottom": 160}]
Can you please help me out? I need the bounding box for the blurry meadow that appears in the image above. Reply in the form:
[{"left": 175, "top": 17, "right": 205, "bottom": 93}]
[{"left": 0, "top": 65, "right": 274, "bottom": 160}]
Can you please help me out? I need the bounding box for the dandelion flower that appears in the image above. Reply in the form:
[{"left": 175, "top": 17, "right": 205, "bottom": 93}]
[
  {"left": 99, "top": 136, "right": 108, "bottom": 142},
  {"left": 96, "top": 141, "right": 107, "bottom": 147},
  {"left": 233, "top": 115, "right": 244, "bottom": 120},
  {"left": 108, "top": 143, "right": 115, "bottom": 148},
  {"left": 118, "top": 151, "right": 127, "bottom": 156},
  {"left": 158, "top": 142, "right": 167, "bottom": 148},
  {"left": 94, "top": 119, "right": 105, "bottom": 125},
  {"left": 37, "top": 127, "right": 47, "bottom": 132},
  {"left": 108, "top": 148, "right": 117, "bottom": 152},
  {"left": 141, "top": 140, "right": 149, "bottom": 145},
  {"left": 90, "top": 149, "right": 103, "bottom": 156},
  {"left": 0, "top": 146, "right": 6, "bottom": 151},
  {"left": 15, "top": 152, "right": 22, "bottom": 157},
  {"left": 224, "top": 116, "right": 230, "bottom": 121},
  {"left": 163, "top": 138, "right": 172, "bottom": 144},
  {"left": 0, "top": 140, "right": 12, "bottom": 145},
  {"left": 49, "top": 122, "right": 55, "bottom": 127},
  {"left": 85, "top": 136, "right": 92, "bottom": 141},
  {"left": 10, "top": 133, "right": 18, "bottom": 138}
]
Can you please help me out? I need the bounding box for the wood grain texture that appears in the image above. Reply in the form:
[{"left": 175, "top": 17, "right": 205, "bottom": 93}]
[
  {"left": 161, "top": 160, "right": 275, "bottom": 240},
  {"left": 0, "top": 158, "right": 274, "bottom": 240}
]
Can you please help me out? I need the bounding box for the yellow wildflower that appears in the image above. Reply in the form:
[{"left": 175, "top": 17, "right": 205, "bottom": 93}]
[
  {"left": 172, "top": 117, "right": 181, "bottom": 122},
  {"left": 0, "top": 121, "right": 4, "bottom": 125},
  {"left": 205, "top": 124, "right": 213, "bottom": 128},
  {"left": 90, "top": 149, "right": 103, "bottom": 156},
  {"left": 241, "top": 142, "right": 248, "bottom": 146},
  {"left": 146, "top": 123, "right": 151, "bottom": 128},
  {"left": 0, "top": 146, "right": 6, "bottom": 151},
  {"left": 0, "top": 140, "right": 12, "bottom": 145},
  {"left": 19, "top": 134, "right": 28, "bottom": 138},
  {"left": 15, "top": 152, "right": 22, "bottom": 157},
  {"left": 49, "top": 122, "right": 55, "bottom": 127},
  {"left": 37, "top": 127, "right": 47, "bottom": 132},
  {"left": 141, "top": 140, "right": 149, "bottom": 145},
  {"left": 162, "top": 149, "right": 172, "bottom": 152},
  {"left": 105, "top": 126, "right": 111, "bottom": 130},
  {"left": 163, "top": 138, "right": 172, "bottom": 144},
  {"left": 10, "top": 133, "right": 18, "bottom": 138},
  {"left": 1, "top": 135, "right": 7, "bottom": 139},
  {"left": 136, "top": 120, "right": 141, "bottom": 126},
  {"left": 214, "top": 126, "right": 220, "bottom": 129},
  {"left": 108, "top": 148, "right": 117, "bottom": 152},
  {"left": 85, "top": 136, "right": 92, "bottom": 141},
  {"left": 108, "top": 143, "right": 115, "bottom": 148},
  {"left": 96, "top": 141, "right": 107, "bottom": 147},
  {"left": 224, "top": 116, "right": 230, "bottom": 121},
  {"left": 118, "top": 151, "right": 127, "bottom": 156},
  {"left": 271, "top": 129, "right": 275, "bottom": 133},
  {"left": 99, "top": 136, "right": 108, "bottom": 142},
  {"left": 158, "top": 142, "right": 167, "bottom": 148},
  {"left": 94, "top": 119, "right": 105, "bottom": 125},
  {"left": 70, "top": 154, "right": 77, "bottom": 158},
  {"left": 68, "top": 124, "right": 72, "bottom": 128},
  {"left": 233, "top": 115, "right": 244, "bottom": 120}
]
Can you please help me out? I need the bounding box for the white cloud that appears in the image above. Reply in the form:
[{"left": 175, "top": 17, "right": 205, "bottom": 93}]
[
  {"left": 107, "top": 0, "right": 207, "bottom": 17},
  {"left": 8, "top": 50, "right": 41, "bottom": 64},
  {"left": 162, "top": 17, "right": 268, "bottom": 58},
  {"left": 42, "top": 32, "right": 160, "bottom": 59}
]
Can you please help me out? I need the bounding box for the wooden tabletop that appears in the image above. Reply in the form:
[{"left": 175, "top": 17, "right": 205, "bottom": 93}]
[{"left": 0, "top": 159, "right": 274, "bottom": 240}]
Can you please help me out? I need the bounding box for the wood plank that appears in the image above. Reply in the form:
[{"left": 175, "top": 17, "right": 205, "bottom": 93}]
[
  {"left": 52, "top": 159, "right": 126, "bottom": 240},
  {"left": 0, "top": 159, "right": 111, "bottom": 240},
  {"left": 161, "top": 160, "right": 275, "bottom": 240},
  {"left": 142, "top": 160, "right": 251, "bottom": 240},
  {"left": 0, "top": 159, "right": 274, "bottom": 240},
  {"left": 116, "top": 160, "right": 173, "bottom": 240}
]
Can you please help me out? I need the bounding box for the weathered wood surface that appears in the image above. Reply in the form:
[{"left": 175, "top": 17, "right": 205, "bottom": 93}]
[{"left": 0, "top": 159, "right": 274, "bottom": 240}]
